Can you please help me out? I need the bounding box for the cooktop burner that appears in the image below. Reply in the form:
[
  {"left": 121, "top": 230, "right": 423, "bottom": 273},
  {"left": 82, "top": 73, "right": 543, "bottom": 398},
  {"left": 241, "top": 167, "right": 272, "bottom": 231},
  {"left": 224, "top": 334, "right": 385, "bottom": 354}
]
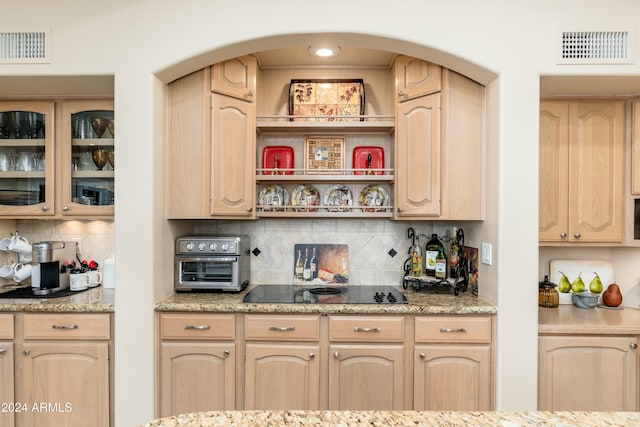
[{"left": 243, "top": 285, "right": 408, "bottom": 304}]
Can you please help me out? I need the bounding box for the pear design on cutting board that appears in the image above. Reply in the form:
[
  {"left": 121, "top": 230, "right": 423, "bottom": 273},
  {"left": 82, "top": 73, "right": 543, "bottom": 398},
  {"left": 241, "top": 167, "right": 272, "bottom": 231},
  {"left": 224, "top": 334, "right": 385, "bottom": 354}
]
[
  {"left": 557, "top": 271, "right": 571, "bottom": 293},
  {"left": 571, "top": 272, "right": 585, "bottom": 293}
]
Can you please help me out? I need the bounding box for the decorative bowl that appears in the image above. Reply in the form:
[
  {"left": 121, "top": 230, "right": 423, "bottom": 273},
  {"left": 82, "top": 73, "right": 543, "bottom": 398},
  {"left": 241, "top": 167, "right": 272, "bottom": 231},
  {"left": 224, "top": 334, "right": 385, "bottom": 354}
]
[{"left": 572, "top": 291, "right": 599, "bottom": 309}]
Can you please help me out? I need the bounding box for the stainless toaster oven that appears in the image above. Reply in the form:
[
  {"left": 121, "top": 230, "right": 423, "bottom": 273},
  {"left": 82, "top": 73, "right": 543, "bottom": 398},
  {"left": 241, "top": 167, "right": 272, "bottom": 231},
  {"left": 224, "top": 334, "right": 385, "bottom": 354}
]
[{"left": 174, "top": 236, "right": 250, "bottom": 292}]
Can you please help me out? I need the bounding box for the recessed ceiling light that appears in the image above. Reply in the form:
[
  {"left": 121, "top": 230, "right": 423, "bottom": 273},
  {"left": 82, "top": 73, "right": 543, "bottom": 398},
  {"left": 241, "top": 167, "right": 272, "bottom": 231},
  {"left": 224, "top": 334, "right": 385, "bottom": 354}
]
[{"left": 308, "top": 46, "right": 341, "bottom": 57}]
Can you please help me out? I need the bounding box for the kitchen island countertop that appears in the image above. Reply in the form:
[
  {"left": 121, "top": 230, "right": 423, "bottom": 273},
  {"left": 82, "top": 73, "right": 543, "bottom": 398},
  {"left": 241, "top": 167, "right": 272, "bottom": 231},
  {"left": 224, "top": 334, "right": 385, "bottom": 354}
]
[
  {"left": 0, "top": 286, "right": 114, "bottom": 312},
  {"left": 139, "top": 410, "right": 640, "bottom": 427},
  {"left": 155, "top": 285, "right": 496, "bottom": 315},
  {"left": 539, "top": 304, "right": 640, "bottom": 334}
]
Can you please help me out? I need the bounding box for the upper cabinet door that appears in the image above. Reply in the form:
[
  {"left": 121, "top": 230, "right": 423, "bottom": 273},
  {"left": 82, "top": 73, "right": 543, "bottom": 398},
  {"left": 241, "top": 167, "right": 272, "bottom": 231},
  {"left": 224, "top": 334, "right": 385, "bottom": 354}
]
[
  {"left": 632, "top": 99, "right": 640, "bottom": 195},
  {"left": 211, "top": 93, "right": 256, "bottom": 218},
  {"left": 0, "top": 101, "right": 55, "bottom": 216},
  {"left": 394, "top": 55, "right": 441, "bottom": 102},
  {"left": 568, "top": 101, "right": 625, "bottom": 242},
  {"left": 539, "top": 101, "right": 570, "bottom": 242},
  {"left": 212, "top": 55, "right": 257, "bottom": 102},
  {"left": 395, "top": 93, "right": 441, "bottom": 218}
]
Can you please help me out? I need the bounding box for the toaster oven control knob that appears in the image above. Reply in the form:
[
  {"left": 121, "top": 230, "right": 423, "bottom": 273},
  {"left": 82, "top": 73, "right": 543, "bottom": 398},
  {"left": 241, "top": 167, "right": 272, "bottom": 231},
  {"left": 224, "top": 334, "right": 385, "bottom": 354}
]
[
  {"left": 198, "top": 242, "right": 206, "bottom": 251},
  {"left": 220, "top": 243, "right": 229, "bottom": 251},
  {"left": 185, "top": 242, "right": 195, "bottom": 251},
  {"left": 209, "top": 243, "right": 217, "bottom": 251}
]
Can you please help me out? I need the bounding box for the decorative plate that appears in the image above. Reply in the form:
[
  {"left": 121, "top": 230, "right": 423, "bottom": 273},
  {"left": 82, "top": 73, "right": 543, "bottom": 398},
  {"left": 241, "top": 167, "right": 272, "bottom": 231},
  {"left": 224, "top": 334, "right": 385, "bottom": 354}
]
[
  {"left": 323, "top": 184, "right": 353, "bottom": 212},
  {"left": 291, "top": 184, "right": 320, "bottom": 212},
  {"left": 258, "top": 184, "right": 289, "bottom": 211},
  {"left": 359, "top": 184, "right": 389, "bottom": 212}
]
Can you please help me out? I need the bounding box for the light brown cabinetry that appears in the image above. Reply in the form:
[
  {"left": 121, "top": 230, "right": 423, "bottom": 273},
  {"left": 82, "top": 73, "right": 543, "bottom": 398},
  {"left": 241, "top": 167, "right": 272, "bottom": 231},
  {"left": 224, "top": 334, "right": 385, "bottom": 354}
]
[
  {"left": 328, "top": 316, "right": 405, "bottom": 410},
  {"left": 413, "top": 316, "right": 493, "bottom": 410},
  {"left": 539, "top": 100, "right": 625, "bottom": 243},
  {"left": 17, "top": 313, "right": 111, "bottom": 427},
  {"left": 538, "top": 335, "right": 638, "bottom": 411},
  {"left": 211, "top": 55, "right": 257, "bottom": 101},
  {"left": 632, "top": 98, "right": 640, "bottom": 195},
  {"left": 394, "top": 55, "right": 442, "bottom": 101},
  {"left": 0, "top": 314, "right": 14, "bottom": 427},
  {"left": 243, "top": 315, "right": 320, "bottom": 410},
  {"left": 158, "top": 313, "right": 236, "bottom": 416}
]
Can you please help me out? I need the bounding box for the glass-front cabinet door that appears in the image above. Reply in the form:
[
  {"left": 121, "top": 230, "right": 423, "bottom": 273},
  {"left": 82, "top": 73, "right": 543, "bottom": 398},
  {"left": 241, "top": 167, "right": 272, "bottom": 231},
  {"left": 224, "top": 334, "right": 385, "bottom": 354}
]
[
  {"left": 61, "top": 100, "right": 114, "bottom": 216},
  {"left": 0, "top": 101, "right": 55, "bottom": 216}
]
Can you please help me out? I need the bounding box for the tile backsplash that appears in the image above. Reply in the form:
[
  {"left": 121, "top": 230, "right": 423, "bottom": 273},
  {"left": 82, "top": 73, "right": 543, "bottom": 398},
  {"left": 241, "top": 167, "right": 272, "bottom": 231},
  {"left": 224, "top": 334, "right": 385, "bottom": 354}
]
[{"left": 193, "top": 219, "right": 437, "bottom": 286}]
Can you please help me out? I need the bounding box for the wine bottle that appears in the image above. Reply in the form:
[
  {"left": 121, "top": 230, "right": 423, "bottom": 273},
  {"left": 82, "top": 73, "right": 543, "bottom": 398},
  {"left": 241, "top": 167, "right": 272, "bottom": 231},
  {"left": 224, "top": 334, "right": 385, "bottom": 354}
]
[
  {"left": 295, "top": 249, "right": 303, "bottom": 279},
  {"left": 310, "top": 247, "right": 318, "bottom": 279},
  {"left": 425, "top": 234, "right": 441, "bottom": 277},
  {"left": 303, "top": 248, "right": 311, "bottom": 281},
  {"left": 410, "top": 235, "right": 423, "bottom": 278}
]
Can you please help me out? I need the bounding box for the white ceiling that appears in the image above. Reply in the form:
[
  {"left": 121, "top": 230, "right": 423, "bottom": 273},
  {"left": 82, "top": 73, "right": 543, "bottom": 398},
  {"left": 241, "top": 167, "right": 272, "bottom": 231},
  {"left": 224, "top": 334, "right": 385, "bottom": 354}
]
[{"left": 255, "top": 46, "right": 395, "bottom": 69}]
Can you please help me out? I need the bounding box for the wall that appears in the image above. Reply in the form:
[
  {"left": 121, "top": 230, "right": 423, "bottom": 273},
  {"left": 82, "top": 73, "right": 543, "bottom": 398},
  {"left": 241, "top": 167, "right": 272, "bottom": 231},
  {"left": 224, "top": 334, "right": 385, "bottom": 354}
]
[{"left": 3, "top": 1, "right": 640, "bottom": 425}]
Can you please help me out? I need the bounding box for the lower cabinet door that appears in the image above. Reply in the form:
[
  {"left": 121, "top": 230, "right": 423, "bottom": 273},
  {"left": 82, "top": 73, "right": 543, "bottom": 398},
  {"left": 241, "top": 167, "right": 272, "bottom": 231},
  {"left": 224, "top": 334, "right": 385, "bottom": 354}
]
[
  {"left": 0, "top": 342, "right": 14, "bottom": 427},
  {"left": 244, "top": 343, "right": 320, "bottom": 410},
  {"left": 328, "top": 344, "right": 404, "bottom": 410},
  {"left": 160, "top": 342, "right": 235, "bottom": 416},
  {"left": 414, "top": 344, "right": 491, "bottom": 410},
  {"left": 19, "top": 342, "right": 109, "bottom": 427}
]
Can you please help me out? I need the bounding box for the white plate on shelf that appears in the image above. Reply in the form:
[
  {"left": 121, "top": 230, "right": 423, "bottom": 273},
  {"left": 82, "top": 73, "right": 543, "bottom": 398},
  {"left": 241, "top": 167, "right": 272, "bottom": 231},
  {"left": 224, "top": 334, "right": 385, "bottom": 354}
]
[
  {"left": 291, "top": 184, "right": 319, "bottom": 212},
  {"left": 323, "top": 184, "right": 353, "bottom": 212},
  {"left": 258, "top": 184, "right": 289, "bottom": 211},
  {"left": 359, "top": 184, "right": 388, "bottom": 212}
]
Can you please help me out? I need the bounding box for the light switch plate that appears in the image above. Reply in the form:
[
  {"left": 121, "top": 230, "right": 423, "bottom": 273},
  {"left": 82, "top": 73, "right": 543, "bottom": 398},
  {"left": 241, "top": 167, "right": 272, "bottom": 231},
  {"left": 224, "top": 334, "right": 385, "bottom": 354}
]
[{"left": 481, "top": 243, "right": 492, "bottom": 265}]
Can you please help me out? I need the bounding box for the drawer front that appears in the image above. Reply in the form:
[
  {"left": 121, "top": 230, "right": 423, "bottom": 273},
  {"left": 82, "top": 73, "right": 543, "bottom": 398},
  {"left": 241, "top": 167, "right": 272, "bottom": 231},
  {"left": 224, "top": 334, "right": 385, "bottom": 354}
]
[
  {"left": 245, "top": 315, "right": 319, "bottom": 341},
  {"left": 23, "top": 313, "right": 111, "bottom": 340},
  {"left": 160, "top": 313, "right": 235, "bottom": 340},
  {"left": 329, "top": 316, "right": 405, "bottom": 342},
  {"left": 0, "top": 313, "right": 13, "bottom": 339},
  {"left": 415, "top": 316, "right": 492, "bottom": 343}
]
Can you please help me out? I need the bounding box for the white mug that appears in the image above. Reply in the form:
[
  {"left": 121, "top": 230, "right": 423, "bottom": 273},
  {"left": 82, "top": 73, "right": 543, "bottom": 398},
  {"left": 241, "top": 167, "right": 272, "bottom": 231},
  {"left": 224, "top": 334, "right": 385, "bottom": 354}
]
[
  {"left": 70, "top": 272, "right": 89, "bottom": 291},
  {"left": 86, "top": 270, "right": 102, "bottom": 287},
  {"left": 0, "top": 237, "right": 11, "bottom": 251},
  {"left": 8, "top": 234, "right": 32, "bottom": 254},
  {"left": 0, "top": 262, "right": 19, "bottom": 279},
  {"left": 12, "top": 263, "right": 32, "bottom": 283}
]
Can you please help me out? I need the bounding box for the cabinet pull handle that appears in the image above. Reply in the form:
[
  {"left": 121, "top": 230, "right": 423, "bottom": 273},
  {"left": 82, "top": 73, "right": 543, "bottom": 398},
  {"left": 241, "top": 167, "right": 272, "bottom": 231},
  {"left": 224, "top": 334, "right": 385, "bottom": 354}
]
[
  {"left": 309, "top": 352, "right": 315, "bottom": 359},
  {"left": 0, "top": 348, "right": 6, "bottom": 355},
  {"left": 268, "top": 326, "right": 295, "bottom": 332},
  {"left": 41, "top": 206, "right": 49, "bottom": 212},
  {"left": 223, "top": 350, "right": 230, "bottom": 357},
  {"left": 334, "top": 351, "right": 340, "bottom": 359},
  {"left": 560, "top": 232, "right": 567, "bottom": 239},
  {"left": 23, "top": 349, "right": 30, "bottom": 356},
  {"left": 184, "top": 325, "right": 211, "bottom": 330},
  {"left": 52, "top": 324, "right": 79, "bottom": 330},
  {"left": 419, "top": 352, "right": 426, "bottom": 359},
  {"left": 354, "top": 327, "right": 381, "bottom": 333},
  {"left": 62, "top": 206, "right": 70, "bottom": 212},
  {"left": 630, "top": 343, "right": 638, "bottom": 350},
  {"left": 574, "top": 233, "right": 581, "bottom": 239},
  {"left": 439, "top": 327, "right": 467, "bottom": 333}
]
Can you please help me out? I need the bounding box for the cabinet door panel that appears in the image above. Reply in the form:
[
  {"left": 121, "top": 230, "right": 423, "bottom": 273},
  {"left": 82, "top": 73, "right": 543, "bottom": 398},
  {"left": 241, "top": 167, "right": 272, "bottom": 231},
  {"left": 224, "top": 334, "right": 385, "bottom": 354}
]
[
  {"left": 568, "top": 101, "right": 624, "bottom": 242},
  {"left": 539, "top": 101, "right": 569, "bottom": 241},
  {"left": 19, "top": 342, "right": 109, "bottom": 427},
  {"left": 414, "top": 344, "right": 491, "bottom": 411},
  {"left": 211, "top": 94, "right": 256, "bottom": 217},
  {"left": 0, "top": 342, "right": 14, "bottom": 427},
  {"left": 395, "top": 56, "right": 441, "bottom": 101},
  {"left": 633, "top": 99, "right": 640, "bottom": 195},
  {"left": 395, "top": 94, "right": 441, "bottom": 218},
  {"left": 244, "top": 343, "right": 320, "bottom": 410},
  {"left": 160, "top": 342, "right": 235, "bottom": 416},
  {"left": 212, "top": 55, "right": 257, "bottom": 101},
  {"left": 328, "top": 344, "right": 404, "bottom": 410}
]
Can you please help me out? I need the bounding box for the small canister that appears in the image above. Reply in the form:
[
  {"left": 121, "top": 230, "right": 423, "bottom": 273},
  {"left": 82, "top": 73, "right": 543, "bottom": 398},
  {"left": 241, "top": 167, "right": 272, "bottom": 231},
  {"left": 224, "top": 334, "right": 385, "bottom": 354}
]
[{"left": 539, "top": 275, "right": 559, "bottom": 308}]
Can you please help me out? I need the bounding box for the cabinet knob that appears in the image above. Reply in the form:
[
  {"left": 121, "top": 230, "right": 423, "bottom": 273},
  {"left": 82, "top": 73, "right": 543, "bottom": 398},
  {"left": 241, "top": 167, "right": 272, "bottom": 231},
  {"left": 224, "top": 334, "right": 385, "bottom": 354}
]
[
  {"left": 574, "top": 233, "right": 581, "bottom": 239},
  {"left": 223, "top": 350, "right": 230, "bottom": 357},
  {"left": 560, "top": 232, "right": 567, "bottom": 239},
  {"left": 62, "top": 205, "right": 70, "bottom": 212},
  {"left": 247, "top": 207, "right": 253, "bottom": 212},
  {"left": 41, "top": 205, "right": 49, "bottom": 212},
  {"left": 334, "top": 351, "right": 339, "bottom": 359},
  {"left": 246, "top": 90, "right": 253, "bottom": 98},
  {"left": 419, "top": 352, "right": 426, "bottom": 359},
  {"left": 398, "top": 91, "right": 407, "bottom": 98},
  {"left": 309, "top": 353, "right": 315, "bottom": 359},
  {"left": 0, "top": 348, "right": 6, "bottom": 355},
  {"left": 23, "top": 349, "right": 30, "bottom": 356},
  {"left": 630, "top": 343, "right": 638, "bottom": 350},
  {"left": 397, "top": 207, "right": 404, "bottom": 213}
]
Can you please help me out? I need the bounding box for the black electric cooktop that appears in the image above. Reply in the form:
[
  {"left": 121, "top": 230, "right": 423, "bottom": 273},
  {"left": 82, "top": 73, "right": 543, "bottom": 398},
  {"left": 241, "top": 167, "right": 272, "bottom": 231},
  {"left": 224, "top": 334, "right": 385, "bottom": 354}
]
[{"left": 243, "top": 285, "right": 408, "bottom": 304}]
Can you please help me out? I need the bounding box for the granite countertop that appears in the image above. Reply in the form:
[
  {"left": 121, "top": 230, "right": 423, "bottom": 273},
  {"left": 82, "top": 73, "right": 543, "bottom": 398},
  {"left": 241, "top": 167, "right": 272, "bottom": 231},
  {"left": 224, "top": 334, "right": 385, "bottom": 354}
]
[
  {"left": 0, "top": 286, "right": 114, "bottom": 312},
  {"left": 155, "top": 285, "right": 496, "bottom": 315},
  {"left": 539, "top": 304, "right": 640, "bottom": 334},
  {"left": 139, "top": 410, "right": 640, "bottom": 427}
]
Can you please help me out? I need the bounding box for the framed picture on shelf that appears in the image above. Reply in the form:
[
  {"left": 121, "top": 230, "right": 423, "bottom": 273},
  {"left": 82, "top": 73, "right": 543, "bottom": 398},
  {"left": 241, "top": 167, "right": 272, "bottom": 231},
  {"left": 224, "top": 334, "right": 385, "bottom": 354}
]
[
  {"left": 304, "top": 136, "right": 345, "bottom": 174},
  {"left": 289, "top": 79, "right": 365, "bottom": 122}
]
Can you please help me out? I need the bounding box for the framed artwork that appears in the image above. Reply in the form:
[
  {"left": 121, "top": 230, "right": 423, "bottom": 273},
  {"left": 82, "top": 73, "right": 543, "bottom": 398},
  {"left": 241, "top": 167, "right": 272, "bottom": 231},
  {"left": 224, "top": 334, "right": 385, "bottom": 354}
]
[
  {"left": 289, "top": 79, "right": 365, "bottom": 122},
  {"left": 304, "top": 136, "right": 345, "bottom": 174},
  {"left": 293, "top": 243, "right": 348, "bottom": 285}
]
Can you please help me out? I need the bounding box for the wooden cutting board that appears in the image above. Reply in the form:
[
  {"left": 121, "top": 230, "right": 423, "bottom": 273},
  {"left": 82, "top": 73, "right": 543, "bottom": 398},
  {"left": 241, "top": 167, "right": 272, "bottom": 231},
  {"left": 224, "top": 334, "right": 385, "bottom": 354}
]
[{"left": 549, "top": 260, "right": 614, "bottom": 304}]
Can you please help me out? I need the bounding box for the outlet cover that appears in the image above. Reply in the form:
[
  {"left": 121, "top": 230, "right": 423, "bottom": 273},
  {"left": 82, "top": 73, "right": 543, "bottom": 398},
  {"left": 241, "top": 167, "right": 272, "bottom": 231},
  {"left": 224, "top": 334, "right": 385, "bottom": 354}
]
[{"left": 481, "top": 243, "right": 492, "bottom": 265}]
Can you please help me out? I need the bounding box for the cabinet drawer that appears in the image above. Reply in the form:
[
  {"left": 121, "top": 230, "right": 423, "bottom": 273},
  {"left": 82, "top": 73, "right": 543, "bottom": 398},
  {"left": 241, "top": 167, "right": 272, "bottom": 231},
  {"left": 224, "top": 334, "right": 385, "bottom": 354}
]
[
  {"left": 23, "top": 313, "right": 110, "bottom": 340},
  {"left": 0, "top": 313, "right": 13, "bottom": 339},
  {"left": 415, "top": 316, "right": 492, "bottom": 343},
  {"left": 245, "top": 315, "right": 319, "bottom": 341},
  {"left": 329, "top": 316, "right": 405, "bottom": 342},
  {"left": 160, "top": 313, "right": 235, "bottom": 340}
]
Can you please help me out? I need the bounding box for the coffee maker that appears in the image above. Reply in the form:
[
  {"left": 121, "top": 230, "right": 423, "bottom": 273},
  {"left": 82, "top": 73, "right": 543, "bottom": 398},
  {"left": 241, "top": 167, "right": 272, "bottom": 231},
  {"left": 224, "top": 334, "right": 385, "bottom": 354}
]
[{"left": 31, "top": 241, "right": 77, "bottom": 296}]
